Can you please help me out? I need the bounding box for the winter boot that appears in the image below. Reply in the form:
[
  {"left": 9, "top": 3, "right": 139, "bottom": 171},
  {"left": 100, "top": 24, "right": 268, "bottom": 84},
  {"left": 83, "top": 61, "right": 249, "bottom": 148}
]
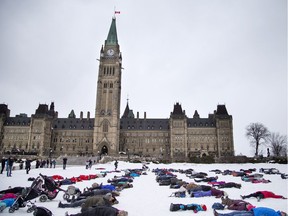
[
  {"left": 170, "top": 203, "right": 181, "bottom": 211},
  {"left": 58, "top": 202, "right": 69, "bottom": 208}
]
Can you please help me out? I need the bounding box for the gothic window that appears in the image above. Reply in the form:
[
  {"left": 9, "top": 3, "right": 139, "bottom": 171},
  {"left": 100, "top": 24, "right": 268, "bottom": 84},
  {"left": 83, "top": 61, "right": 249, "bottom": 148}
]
[
  {"left": 110, "top": 83, "right": 113, "bottom": 88},
  {"left": 104, "top": 83, "right": 107, "bottom": 88},
  {"left": 103, "top": 121, "right": 108, "bottom": 133}
]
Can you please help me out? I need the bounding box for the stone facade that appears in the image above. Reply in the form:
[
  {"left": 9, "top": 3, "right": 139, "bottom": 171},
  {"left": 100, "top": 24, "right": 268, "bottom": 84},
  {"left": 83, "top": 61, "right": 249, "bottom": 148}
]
[{"left": 0, "top": 18, "right": 234, "bottom": 161}]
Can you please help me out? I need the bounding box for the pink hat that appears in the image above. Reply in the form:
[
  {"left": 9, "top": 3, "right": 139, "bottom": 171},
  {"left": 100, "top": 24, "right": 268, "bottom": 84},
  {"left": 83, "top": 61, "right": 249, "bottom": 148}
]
[{"left": 246, "top": 204, "right": 255, "bottom": 211}]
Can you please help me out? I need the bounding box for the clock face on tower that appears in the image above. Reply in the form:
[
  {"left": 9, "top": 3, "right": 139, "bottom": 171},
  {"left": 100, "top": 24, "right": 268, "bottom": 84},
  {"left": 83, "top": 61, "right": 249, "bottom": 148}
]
[{"left": 107, "top": 49, "right": 114, "bottom": 56}]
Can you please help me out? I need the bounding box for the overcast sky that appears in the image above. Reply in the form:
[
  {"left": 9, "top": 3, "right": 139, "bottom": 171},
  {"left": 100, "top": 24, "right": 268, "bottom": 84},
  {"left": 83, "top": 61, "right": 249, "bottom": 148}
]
[{"left": 0, "top": 0, "right": 287, "bottom": 157}]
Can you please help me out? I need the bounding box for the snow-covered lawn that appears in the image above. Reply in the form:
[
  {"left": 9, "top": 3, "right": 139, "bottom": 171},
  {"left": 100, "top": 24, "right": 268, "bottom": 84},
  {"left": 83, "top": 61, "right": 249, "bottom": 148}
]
[{"left": 1, "top": 161, "right": 287, "bottom": 215}]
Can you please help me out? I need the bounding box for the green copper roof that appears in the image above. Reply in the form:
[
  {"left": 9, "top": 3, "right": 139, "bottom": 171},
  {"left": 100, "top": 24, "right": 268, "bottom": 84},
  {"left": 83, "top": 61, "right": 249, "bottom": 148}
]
[{"left": 105, "top": 18, "right": 118, "bottom": 45}]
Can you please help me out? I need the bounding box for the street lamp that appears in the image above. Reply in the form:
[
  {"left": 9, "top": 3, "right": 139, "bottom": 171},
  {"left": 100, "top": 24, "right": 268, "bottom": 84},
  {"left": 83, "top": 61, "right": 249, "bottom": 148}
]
[
  {"left": 49, "top": 148, "right": 53, "bottom": 159},
  {"left": 126, "top": 148, "right": 130, "bottom": 162}
]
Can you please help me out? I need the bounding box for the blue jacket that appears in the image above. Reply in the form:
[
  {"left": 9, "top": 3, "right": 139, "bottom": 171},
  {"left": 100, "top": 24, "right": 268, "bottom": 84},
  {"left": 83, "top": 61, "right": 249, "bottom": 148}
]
[{"left": 252, "top": 207, "right": 281, "bottom": 216}]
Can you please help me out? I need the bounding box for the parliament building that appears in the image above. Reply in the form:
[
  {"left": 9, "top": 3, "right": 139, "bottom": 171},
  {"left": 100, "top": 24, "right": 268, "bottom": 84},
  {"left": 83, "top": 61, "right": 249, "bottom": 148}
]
[{"left": 0, "top": 18, "right": 234, "bottom": 162}]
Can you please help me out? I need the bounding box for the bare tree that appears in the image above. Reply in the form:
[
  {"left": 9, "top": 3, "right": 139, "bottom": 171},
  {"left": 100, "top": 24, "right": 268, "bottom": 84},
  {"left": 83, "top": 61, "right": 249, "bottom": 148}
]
[
  {"left": 245, "top": 122, "right": 270, "bottom": 156},
  {"left": 266, "top": 132, "right": 287, "bottom": 157}
]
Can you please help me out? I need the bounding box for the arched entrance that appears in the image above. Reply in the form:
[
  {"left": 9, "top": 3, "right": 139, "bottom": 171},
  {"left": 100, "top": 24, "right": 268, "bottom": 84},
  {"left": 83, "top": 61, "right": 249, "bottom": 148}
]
[{"left": 101, "top": 145, "right": 108, "bottom": 155}]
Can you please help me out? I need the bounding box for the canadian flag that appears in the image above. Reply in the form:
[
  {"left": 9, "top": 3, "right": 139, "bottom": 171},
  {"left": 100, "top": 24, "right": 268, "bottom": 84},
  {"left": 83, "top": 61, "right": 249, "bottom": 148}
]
[{"left": 115, "top": 11, "right": 120, "bottom": 14}]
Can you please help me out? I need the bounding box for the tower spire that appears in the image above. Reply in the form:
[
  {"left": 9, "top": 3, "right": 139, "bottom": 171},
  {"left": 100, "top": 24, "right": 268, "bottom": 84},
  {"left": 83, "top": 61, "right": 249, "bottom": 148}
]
[{"left": 105, "top": 17, "right": 118, "bottom": 46}]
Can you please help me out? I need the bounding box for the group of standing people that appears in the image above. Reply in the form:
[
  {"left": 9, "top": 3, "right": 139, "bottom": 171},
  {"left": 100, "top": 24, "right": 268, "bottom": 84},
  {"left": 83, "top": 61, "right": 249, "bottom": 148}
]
[
  {"left": 35, "top": 158, "right": 57, "bottom": 169},
  {"left": 1, "top": 156, "right": 59, "bottom": 176},
  {"left": 1, "top": 157, "right": 14, "bottom": 176}
]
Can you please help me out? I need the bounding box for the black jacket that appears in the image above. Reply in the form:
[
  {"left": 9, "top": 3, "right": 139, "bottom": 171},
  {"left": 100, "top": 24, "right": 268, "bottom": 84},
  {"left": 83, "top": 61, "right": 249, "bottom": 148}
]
[{"left": 71, "top": 206, "right": 119, "bottom": 216}]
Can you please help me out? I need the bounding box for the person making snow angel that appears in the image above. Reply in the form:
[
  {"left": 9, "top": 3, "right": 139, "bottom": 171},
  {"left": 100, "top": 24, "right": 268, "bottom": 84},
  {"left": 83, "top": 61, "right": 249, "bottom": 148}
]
[
  {"left": 241, "top": 191, "right": 287, "bottom": 202},
  {"left": 214, "top": 206, "right": 287, "bottom": 216},
  {"left": 65, "top": 206, "right": 128, "bottom": 216}
]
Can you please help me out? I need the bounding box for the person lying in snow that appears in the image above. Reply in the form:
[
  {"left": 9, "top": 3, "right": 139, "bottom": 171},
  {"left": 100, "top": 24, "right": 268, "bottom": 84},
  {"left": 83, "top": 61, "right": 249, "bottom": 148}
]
[
  {"left": 190, "top": 187, "right": 227, "bottom": 198},
  {"left": 214, "top": 182, "right": 241, "bottom": 189},
  {"left": 66, "top": 188, "right": 119, "bottom": 203},
  {"left": 65, "top": 206, "right": 128, "bottom": 216},
  {"left": 194, "top": 176, "right": 218, "bottom": 183},
  {"left": 0, "top": 198, "right": 15, "bottom": 212},
  {"left": 221, "top": 196, "right": 254, "bottom": 211},
  {"left": 241, "top": 191, "right": 287, "bottom": 202},
  {"left": 59, "top": 193, "right": 117, "bottom": 212},
  {"left": 170, "top": 203, "right": 207, "bottom": 213},
  {"left": 185, "top": 182, "right": 212, "bottom": 193},
  {"left": 214, "top": 206, "right": 287, "bottom": 216},
  {"left": 169, "top": 183, "right": 187, "bottom": 197}
]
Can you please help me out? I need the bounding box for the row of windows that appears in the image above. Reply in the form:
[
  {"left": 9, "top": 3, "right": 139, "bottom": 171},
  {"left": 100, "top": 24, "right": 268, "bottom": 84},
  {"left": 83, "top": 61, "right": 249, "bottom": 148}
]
[
  {"left": 53, "top": 125, "right": 93, "bottom": 129},
  {"left": 4, "top": 135, "right": 43, "bottom": 140},
  {"left": 104, "top": 82, "right": 113, "bottom": 88},
  {"left": 53, "top": 138, "right": 92, "bottom": 143},
  {"left": 188, "top": 123, "right": 214, "bottom": 127},
  {"left": 103, "top": 66, "right": 115, "bottom": 76},
  {"left": 122, "top": 123, "right": 215, "bottom": 130},
  {"left": 55, "top": 120, "right": 93, "bottom": 124},
  {"left": 3, "top": 129, "right": 29, "bottom": 133},
  {"left": 5, "top": 122, "right": 30, "bottom": 126},
  {"left": 54, "top": 132, "right": 92, "bottom": 136},
  {"left": 123, "top": 125, "right": 166, "bottom": 130},
  {"left": 124, "top": 132, "right": 169, "bottom": 137},
  {"left": 188, "top": 136, "right": 218, "bottom": 141},
  {"left": 6, "top": 143, "right": 40, "bottom": 150}
]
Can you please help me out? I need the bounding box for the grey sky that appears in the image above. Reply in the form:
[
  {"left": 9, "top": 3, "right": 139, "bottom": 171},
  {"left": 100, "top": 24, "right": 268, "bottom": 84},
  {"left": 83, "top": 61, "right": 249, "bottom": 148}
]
[{"left": 0, "top": 0, "right": 287, "bottom": 156}]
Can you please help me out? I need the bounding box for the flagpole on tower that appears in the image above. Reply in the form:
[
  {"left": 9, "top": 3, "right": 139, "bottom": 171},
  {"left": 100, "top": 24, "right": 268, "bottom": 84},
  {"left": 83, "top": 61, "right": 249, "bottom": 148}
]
[{"left": 114, "top": 6, "right": 120, "bottom": 18}]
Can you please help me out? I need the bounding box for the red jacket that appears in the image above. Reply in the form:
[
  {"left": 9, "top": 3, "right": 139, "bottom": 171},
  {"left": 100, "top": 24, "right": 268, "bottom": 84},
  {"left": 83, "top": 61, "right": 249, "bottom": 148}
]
[{"left": 259, "top": 191, "right": 283, "bottom": 199}]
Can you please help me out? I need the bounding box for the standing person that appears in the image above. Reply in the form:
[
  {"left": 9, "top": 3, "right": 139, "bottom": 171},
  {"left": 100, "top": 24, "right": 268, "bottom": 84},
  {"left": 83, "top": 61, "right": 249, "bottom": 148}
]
[
  {"left": 6, "top": 157, "right": 14, "bottom": 177},
  {"left": 25, "top": 158, "right": 31, "bottom": 174},
  {"left": 114, "top": 160, "right": 118, "bottom": 170},
  {"left": 1, "top": 157, "right": 6, "bottom": 174},
  {"left": 85, "top": 160, "right": 89, "bottom": 169},
  {"left": 49, "top": 159, "right": 53, "bottom": 168},
  {"left": 35, "top": 159, "right": 40, "bottom": 169},
  {"left": 52, "top": 159, "right": 56, "bottom": 168},
  {"left": 63, "top": 157, "right": 68, "bottom": 170},
  {"left": 46, "top": 158, "right": 49, "bottom": 168},
  {"left": 88, "top": 159, "right": 92, "bottom": 169}
]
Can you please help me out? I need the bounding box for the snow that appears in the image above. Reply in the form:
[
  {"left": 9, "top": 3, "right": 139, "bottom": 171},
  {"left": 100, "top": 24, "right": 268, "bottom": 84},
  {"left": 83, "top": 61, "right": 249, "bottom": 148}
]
[{"left": 1, "top": 161, "right": 287, "bottom": 215}]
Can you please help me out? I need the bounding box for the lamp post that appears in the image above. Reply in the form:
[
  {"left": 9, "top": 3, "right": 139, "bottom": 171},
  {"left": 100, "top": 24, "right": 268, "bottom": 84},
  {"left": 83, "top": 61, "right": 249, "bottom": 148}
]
[
  {"left": 49, "top": 148, "right": 53, "bottom": 159},
  {"left": 126, "top": 148, "right": 130, "bottom": 162}
]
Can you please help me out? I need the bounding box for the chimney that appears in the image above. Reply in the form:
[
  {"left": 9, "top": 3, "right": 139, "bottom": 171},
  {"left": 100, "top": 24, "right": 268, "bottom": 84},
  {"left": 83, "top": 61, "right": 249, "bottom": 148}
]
[
  {"left": 87, "top": 111, "right": 90, "bottom": 120},
  {"left": 144, "top": 112, "right": 146, "bottom": 120},
  {"left": 80, "top": 111, "right": 83, "bottom": 120},
  {"left": 137, "top": 112, "right": 139, "bottom": 120}
]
